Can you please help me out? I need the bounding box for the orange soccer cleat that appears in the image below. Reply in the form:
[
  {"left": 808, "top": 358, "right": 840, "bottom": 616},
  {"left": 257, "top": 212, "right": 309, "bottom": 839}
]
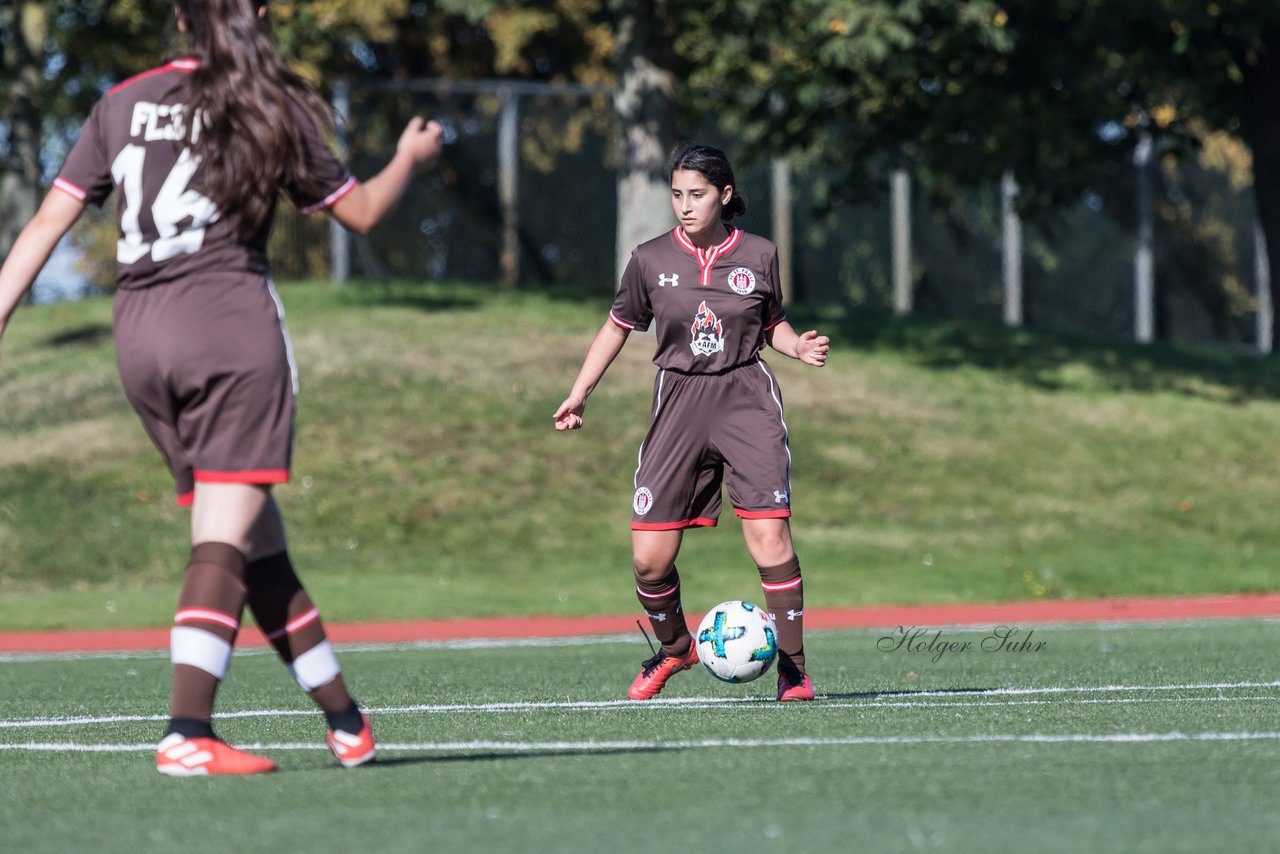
[
  {"left": 326, "top": 713, "right": 378, "bottom": 768},
  {"left": 628, "top": 644, "right": 699, "bottom": 700},
  {"left": 156, "top": 734, "right": 278, "bottom": 776},
  {"left": 776, "top": 671, "right": 815, "bottom": 702}
]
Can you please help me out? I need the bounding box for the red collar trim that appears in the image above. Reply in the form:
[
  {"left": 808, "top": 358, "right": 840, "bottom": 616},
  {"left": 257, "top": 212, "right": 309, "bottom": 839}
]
[{"left": 672, "top": 227, "right": 741, "bottom": 286}]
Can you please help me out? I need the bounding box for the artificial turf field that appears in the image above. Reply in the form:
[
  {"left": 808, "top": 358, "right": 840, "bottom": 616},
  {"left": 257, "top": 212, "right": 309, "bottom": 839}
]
[{"left": 2, "top": 619, "right": 1278, "bottom": 852}]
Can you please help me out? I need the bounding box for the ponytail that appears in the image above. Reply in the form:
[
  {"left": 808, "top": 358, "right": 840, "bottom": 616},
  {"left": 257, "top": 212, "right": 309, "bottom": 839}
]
[{"left": 174, "top": 0, "right": 333, "bottom": 235}]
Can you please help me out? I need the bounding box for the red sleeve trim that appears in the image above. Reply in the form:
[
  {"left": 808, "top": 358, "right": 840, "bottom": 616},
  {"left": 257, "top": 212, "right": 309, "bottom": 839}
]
[
  {"left": 764, "top": 315, "right": 788, "bottom": 332},
  {"left": 300, "top": 176, "right": 357, "bottom": 215},
  {"left": 734, "top": 508, "right": 792, "bottom": 520},
  {"left": 608, "top": 310, "right": 637, "bottom": 331},
  {"left": 52, "top": 178, "right": 88, "bottom": 202},
  {"left": 194, "top": 469, "right": 290, "bottom": 485},
  {"left": 631, "top": 517, "right": 719, "bottom": 531}
]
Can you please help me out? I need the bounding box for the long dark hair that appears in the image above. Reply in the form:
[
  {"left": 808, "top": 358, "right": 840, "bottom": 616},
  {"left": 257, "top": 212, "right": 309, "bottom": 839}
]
[
  {"left": 174, "top": 0, "right": 333, "bottom": 235},
  {"left": 667, "top": 144, "right": 747, "bottom": 221}
]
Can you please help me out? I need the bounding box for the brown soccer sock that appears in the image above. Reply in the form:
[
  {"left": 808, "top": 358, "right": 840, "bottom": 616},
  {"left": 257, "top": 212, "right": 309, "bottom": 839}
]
[
  {"left": 635, "top": 565, "right": 691, "bottom": 656},
  {"left": 245, "top": 551, "right": 357, "bottom": 720},
  {"left": 168, "top": 542, "right": 249, "bottom": 725},
  {"left": 759, "top": 556, "right": 805, "bottom": 677}
]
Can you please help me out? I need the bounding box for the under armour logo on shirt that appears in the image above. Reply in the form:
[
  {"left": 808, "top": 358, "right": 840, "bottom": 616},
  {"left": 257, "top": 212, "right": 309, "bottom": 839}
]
[
  {"left": 774, "top": 490, "right": 789, "bottom": 504},
  {"left": 658, "top": 273, "right": 679, "bottom": 287}
]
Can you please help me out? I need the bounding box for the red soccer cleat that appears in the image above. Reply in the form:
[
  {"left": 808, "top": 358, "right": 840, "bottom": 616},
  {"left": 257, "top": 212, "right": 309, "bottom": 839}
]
[
  {"left": 628, "top": 644, "right": 699, "bottom": 700},
  {"left": 777, "top": 671, "right": 815, "bottom": 702},
  {"left": 326, "top": 713, "right": 378, "bottom": 767},
  {"left": 156, "top": 734, "right": 278, "bottom": 776}
]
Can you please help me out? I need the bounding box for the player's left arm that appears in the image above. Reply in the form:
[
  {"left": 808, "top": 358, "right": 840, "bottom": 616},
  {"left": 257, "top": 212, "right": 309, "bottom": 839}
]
[
  {"left": 766, "top": 321, "right": 829, "bottom": 367},
  {"left": 0, "top": 189, "right": 87, "bottom": 357}
]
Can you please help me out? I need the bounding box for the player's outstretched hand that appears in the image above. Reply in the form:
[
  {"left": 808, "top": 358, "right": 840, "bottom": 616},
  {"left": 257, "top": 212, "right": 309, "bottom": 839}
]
[
  {"left": 796, "top": 329, "right": 830, "bottom": 367},
  {"left": 398, "top": 117, "right": 445, "bottom": 170},
  {"left": 553, "top": 395, "right": 586, "bottom": 431}
]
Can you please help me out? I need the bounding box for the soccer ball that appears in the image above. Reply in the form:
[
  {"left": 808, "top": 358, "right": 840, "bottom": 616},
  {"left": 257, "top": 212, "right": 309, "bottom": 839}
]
[{"left": 695, "top": 600, "right": 778, "bottom": 683}]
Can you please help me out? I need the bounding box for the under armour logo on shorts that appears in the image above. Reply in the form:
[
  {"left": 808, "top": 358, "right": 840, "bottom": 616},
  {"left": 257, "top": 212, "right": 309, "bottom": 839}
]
[
  {"left": 658, "top": 273, "right": 679, "bottom": 287},
  {"left": 773, "top": 490, "right": 789, "bottom": 504}
]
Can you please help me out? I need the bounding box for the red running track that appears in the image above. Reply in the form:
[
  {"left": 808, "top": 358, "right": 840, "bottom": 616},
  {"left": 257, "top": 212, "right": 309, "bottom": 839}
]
[{"left": 2, "top": 593, "right": 1279, "bottom": 654}]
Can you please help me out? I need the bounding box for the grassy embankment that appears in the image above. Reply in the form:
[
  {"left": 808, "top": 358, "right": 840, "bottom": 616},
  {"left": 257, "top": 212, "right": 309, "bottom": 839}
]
[{"left": 2, "top": 280, "right": 1278, "bottom": 630}]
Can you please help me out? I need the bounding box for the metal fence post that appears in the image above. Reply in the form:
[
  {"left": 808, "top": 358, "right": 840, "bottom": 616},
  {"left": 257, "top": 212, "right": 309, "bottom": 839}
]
[
  {"left": 498, "top": 87, "right": 520, "bottom": 288},
  {"left": 771, "top": 157, "right": 793, "bottom": 305},
  {"left": 891, "top": 169, "right": 912, "bottom": 315},
  {"left": 1134, "top": 132, "right": 1155, "bottom": 344},
  {"left": 1257, "top": 221, "right": 1273, "bottom": 355},
  {"left": 329, "top": 78, "right": 351, "bottom": 284},
  {"left": 1001, "top": 170, "right": 1023, "bottom": 327}
]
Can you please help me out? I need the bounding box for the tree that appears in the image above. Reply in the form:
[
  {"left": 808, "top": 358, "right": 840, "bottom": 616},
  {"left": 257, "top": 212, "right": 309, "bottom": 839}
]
[
  {"left": 610, "top": 0, "right": 677, "bottom": 282},
  {"left": 0, "top": 1, "right": 49, "bottom": 256}
]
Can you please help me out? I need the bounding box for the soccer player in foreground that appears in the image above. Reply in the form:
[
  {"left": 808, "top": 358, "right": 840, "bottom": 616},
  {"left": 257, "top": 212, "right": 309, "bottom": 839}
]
[
  {"left": 554, "top": 144, "right": 829, "bottom": 702},
  {"left": 0, "top": 0, "right": 444, "bottom": 774}
]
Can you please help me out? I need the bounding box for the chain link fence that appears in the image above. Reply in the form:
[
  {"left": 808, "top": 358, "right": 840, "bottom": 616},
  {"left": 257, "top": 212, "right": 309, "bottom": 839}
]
[{"left": 36, "top": 76, "right": 1265, "bottom": 353}]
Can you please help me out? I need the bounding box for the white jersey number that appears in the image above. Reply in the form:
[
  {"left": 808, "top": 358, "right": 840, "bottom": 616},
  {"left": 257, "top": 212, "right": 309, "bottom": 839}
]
[{"left": 110, "top": 144, "right": 219, "bottom": 265}]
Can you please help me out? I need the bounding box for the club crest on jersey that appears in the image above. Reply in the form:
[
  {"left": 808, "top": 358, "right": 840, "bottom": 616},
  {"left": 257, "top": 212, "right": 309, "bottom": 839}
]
[
  {"left": 633, "top": 487, "right": 655, "bottom": 516},
  {"left": 727, "top": 266, "right": 756, "bottom": 295},
  {"left": 689, "top": 300, "right": 726, "bottom": 357},
  {"left": 658, "top": 273, "right": 679, "bottom": 288}
]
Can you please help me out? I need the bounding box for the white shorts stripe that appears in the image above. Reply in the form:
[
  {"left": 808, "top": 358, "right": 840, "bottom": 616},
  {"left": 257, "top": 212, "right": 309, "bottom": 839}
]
[
  {"left": 170, "top": 627, "right": 233, "bottom": 680},
  {"left": 265, "top": 277, "right": 300, "bottom": 396},
  {"left": 634, "top": 369, "right": 667, "bottom": 489},
  {"left": 754, "top": 358, "right": 792, "bottom": 492}
]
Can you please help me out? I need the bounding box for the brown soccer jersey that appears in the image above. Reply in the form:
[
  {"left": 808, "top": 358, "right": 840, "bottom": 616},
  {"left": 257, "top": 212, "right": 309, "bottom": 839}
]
[
  {"left": 613, "top": 227, "right": 794, "bottom": 530},
  {"left": 610, "top": 228, "right": 786, "bottom": 373},
  {"left": 53, "top": 60, "right": 351, "bottom": 502},
  {"left": 54, "top": 58, "right": 353, "bottom": 290}
]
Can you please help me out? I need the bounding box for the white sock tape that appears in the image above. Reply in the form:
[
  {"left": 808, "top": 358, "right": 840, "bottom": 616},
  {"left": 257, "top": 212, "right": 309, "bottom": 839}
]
[
  {"left": 290, "top": 640, "right": 341, "bottom": 691},
  {"left": 170, "top": 626, "right": 233, "bottom": 680}
]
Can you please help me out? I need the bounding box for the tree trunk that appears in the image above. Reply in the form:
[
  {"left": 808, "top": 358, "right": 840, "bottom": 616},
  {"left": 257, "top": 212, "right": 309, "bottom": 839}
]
[
  {"left": 1242, "top": 27, "right": 1280, "bottom": 353},
  {"left": 0, "top": 2, "right": 46, "bottom": 262},
  {"left": 612, "top": 0, "right": 677, "bottom": 287}
]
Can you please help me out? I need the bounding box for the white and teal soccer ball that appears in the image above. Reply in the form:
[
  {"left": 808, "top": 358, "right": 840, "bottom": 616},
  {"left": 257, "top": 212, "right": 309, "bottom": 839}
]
[{"left": 695, "top": 600, "right": 778, "bottom": 683}]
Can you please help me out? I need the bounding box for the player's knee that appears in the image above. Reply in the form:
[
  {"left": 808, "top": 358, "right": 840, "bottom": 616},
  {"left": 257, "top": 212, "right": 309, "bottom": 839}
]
[
  {"left": 632, "top": 556, "right": 674, "bottom": 583},
  {"left": 745, "top": 529, "right": 793, "bottom": 564}
]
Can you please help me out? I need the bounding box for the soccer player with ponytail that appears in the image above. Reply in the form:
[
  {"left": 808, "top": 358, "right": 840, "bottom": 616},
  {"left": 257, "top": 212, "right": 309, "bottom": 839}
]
[
  {"left": 0, "top": 0, "right": 444, "bottom": 774},
  {"left": 555, "top": 144, "right": 829, "bottom": 702}
]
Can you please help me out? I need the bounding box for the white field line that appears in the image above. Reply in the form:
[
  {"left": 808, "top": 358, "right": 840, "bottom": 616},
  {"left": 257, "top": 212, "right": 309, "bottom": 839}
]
[
  {"left": 5, "top": 731, "right": 1280, "bottom": 754},
  {"left": 3, "top": 617, "right": 1280, "bottom": 663},
  {"left": 0, "top": 634, "right": 637, "bottom": 663},
  {"left": 2, "top": 681, "right": 1277, "bottom": 730}
]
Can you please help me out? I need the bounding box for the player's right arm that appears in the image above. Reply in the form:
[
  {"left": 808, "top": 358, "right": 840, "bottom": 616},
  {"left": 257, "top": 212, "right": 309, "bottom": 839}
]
[
  {"left": 0, "top": 189, "right": 87, "bottom": 356},
  {"left": 553, "top": 320, "right": 631, "bottom": 431},
  {"left": 329, "top": 118, "right": 444, "bottom": 235}
]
